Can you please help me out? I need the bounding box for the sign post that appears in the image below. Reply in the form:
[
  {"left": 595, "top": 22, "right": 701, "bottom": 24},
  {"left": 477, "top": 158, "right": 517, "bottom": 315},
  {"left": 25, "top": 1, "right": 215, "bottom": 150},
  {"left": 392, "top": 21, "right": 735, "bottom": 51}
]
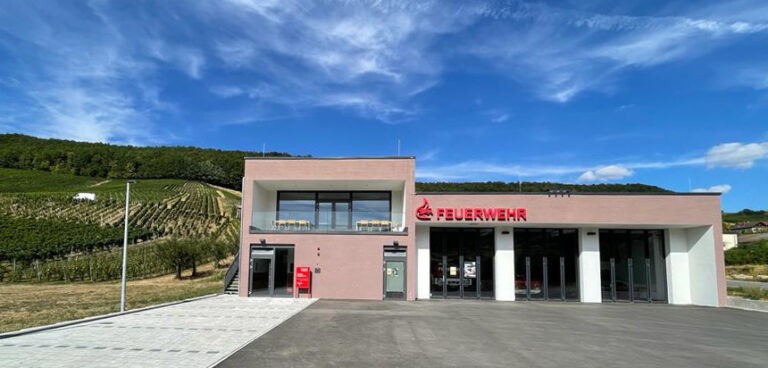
[{"left": 294, "top": 266, "right": 311, "bottom": 298}]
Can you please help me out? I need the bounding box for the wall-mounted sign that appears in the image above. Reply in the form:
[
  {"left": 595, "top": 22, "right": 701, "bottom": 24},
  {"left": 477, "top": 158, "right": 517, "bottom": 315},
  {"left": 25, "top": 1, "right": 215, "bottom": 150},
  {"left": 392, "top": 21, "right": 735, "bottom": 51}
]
[{"left": 415, "top": 198, "right": 527, "bottom": 222}]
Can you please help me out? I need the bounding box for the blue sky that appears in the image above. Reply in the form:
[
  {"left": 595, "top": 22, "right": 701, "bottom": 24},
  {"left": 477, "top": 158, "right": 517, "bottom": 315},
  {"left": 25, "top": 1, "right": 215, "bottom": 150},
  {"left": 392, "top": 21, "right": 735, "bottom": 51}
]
[{"left": 0, "top": 0, "right": 767, "bottom": 211}]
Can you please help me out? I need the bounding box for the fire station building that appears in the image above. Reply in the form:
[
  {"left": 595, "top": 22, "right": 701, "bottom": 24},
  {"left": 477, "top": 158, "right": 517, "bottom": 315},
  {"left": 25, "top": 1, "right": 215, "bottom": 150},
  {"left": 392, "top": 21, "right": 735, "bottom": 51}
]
[{"left": 232, "top": 157, "right": 725, "bottom": 307}]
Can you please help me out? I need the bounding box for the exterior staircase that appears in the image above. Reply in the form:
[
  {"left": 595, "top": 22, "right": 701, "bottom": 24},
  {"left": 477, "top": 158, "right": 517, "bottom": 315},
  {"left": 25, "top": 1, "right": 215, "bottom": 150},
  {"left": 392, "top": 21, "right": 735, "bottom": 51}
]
[
  {"left": 224, "top": 271, "right": 239, "bottom": 294},
  {"left": 223, "top": 252, "right": 240, "bottom": 295}
]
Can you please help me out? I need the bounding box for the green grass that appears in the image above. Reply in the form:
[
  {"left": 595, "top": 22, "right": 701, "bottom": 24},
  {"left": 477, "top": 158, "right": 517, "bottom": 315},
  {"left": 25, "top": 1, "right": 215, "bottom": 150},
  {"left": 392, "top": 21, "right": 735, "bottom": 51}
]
[
  {"left": 0, "top": 261, "right": 226, "bottom": 333},
  {"left": 727, "top": 286, "right": 768, "bottom": 301}
]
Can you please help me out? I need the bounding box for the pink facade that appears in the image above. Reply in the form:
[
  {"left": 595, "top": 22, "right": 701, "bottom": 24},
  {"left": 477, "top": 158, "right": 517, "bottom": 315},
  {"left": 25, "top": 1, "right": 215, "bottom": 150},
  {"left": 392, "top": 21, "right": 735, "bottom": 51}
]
[
  {"left": 238, "top": 157, "right": 726, "bottom": 306},
  {"left": 240, "top": 158, "right": 416, "bottom": 300}
]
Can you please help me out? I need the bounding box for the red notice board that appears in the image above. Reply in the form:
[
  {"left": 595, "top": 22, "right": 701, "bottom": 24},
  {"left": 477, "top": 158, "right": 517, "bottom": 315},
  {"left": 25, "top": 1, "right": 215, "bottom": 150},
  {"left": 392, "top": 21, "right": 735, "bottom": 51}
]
[{"left": 294, "top": 266, "right": 311, "bottom": 298}]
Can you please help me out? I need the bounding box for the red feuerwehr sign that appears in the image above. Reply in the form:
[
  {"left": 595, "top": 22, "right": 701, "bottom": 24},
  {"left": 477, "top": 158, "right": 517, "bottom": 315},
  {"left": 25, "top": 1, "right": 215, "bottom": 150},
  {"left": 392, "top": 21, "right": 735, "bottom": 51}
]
[{"left": 415, "top": 198, "right": 527, "bottom": 222}]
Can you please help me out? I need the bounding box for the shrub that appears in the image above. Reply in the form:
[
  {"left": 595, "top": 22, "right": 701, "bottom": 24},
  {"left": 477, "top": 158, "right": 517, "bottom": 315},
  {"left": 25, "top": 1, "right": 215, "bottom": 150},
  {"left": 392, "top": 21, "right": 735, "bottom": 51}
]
[
  {"left": 742, "top": 287, "right": 768, "bottom": 301},
  {"left": 724, "top": 240, "right": 768, "bottom": 266}
]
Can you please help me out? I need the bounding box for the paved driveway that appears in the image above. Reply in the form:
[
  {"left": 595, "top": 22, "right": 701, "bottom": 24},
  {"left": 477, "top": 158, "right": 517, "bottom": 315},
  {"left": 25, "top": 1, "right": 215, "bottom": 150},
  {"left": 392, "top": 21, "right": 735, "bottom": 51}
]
[
  {"left": 0, "top": 295, "right": 314, "bottom": 368},
  {"left": 219, "top": 300, "right": 768, "bottom": 368}
]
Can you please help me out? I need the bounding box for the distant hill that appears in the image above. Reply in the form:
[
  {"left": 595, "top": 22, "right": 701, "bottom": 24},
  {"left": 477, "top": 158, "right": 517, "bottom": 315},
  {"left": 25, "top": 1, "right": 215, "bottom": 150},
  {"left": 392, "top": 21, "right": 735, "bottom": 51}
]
[
  {"left": 415, "top": 181, "right": 670, "bottom": 193},
  {"left": 0, "top": 134, "right": 295, "bottom": 191},
  {"left": 723, "top": 209, "right": 768, "bottom": 224},
  {"left": 0, "top": 133, "right": 673, "bottom": 193}
]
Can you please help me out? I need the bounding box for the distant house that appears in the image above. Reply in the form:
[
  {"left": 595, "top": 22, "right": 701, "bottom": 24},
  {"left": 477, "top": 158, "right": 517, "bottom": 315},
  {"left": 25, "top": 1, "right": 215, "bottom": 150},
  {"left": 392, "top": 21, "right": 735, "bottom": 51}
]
[
  {"left": 73, "top": 192, "right": 96, "bottom": 201},
  {"left": 731, "top": 221, "right": 768, "bottom": 234}
]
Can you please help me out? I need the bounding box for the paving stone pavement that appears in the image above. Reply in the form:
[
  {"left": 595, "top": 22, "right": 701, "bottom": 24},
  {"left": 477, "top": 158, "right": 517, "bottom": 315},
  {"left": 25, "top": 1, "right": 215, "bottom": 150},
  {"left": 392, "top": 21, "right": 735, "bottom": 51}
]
[{"left": 0, "top": 295, "right": 315, "bottom": 368}]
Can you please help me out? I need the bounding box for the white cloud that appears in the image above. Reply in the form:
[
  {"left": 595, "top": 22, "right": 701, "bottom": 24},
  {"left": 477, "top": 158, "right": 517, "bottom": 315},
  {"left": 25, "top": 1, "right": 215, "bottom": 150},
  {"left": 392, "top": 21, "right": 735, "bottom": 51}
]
[
  {"left": 578, "top": 165, "right": 633, "bottom": 182},
  {"left": 706, "top": 142, "right": 768, "bottom": 168},
  {"left": 692, "top": 184, "right": 732, "bottom": 193}
]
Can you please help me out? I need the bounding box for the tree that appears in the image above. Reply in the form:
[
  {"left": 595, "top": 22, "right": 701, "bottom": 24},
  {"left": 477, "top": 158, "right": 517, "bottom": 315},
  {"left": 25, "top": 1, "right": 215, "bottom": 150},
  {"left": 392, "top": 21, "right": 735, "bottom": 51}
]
[{"left": 155, "top": 239, "right": 192, "bottom": 279}]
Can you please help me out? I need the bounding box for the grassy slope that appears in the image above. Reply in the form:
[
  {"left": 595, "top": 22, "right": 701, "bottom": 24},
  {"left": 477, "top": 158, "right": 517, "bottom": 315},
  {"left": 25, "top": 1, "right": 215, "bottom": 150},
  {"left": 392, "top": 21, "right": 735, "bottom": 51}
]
[{"left": 0, "top": 260, "right": 227, "bottom": 334}]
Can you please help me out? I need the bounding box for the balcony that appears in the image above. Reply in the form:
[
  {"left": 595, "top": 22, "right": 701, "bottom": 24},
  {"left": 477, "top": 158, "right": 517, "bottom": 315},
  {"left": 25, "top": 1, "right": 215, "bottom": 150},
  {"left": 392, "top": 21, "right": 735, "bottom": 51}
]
[{"left": 250, "top": 211, "right": 407, "bottom": 234}]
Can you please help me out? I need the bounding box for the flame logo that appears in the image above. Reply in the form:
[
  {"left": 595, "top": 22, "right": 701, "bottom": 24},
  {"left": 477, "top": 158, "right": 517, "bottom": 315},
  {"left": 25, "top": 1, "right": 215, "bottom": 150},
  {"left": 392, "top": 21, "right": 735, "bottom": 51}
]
[{"left": 415, "top": 198, "right": 433, "bottom": 221}]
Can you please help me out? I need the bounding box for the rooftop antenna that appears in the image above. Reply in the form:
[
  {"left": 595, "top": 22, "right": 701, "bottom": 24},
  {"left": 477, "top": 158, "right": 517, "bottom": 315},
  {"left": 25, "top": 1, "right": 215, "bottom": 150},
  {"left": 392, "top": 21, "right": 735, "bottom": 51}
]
[
  {"left": 397, "top": 139, "right": 401, "bottom": 157},
  {"left": 262, "top": 143, "right": 266, "bottom": 158}
]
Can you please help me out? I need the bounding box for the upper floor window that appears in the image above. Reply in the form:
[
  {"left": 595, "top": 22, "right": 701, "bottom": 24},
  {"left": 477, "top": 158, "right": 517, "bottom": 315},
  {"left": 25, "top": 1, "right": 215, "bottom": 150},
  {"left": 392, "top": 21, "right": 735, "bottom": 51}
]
[
  {"left": 277, "top": 192, "right": 315, "bottom": 223},
  {"left": 276, "top": 191, "right": 392, "bottom": 231}
]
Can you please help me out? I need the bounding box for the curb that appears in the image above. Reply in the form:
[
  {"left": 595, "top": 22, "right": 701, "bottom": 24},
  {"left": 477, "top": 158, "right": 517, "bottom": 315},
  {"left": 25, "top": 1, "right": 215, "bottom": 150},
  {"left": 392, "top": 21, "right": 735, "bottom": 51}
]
[
  {"left": 726, "top": 296, "right": 768, "bottom": 313},
  {"left": 0, "top": 293, "right": 220, "bottom": 339}
]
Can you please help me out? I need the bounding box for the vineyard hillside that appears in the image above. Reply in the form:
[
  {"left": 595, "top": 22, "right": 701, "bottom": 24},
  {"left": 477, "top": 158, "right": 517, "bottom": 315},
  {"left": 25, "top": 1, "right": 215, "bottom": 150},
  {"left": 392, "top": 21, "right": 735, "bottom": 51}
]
[{"left": 0, "top": 168, "right": 241, "bottom": 264}]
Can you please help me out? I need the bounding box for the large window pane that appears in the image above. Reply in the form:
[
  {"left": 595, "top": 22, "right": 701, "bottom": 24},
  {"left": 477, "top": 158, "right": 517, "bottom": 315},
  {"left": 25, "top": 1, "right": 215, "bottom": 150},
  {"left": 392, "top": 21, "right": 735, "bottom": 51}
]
[
  {"left": 352, "top": 192, "right": 390, "bottom": 222},
  {"left": 277, "top": 192, "right": 315, "bottom": 222},
  {"left": 275, "top": 191, "right": 392, "bottom": 232}
]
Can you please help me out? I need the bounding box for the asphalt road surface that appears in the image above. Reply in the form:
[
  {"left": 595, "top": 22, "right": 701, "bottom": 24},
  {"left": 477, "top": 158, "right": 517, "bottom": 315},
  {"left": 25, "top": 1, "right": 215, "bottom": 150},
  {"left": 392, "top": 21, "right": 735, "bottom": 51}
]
[
  {"left": 218, "top": 299, "right": 768, "bottom": 368},
  {"left": 727, "top": 279, "right": 768, "bottom": 290}
]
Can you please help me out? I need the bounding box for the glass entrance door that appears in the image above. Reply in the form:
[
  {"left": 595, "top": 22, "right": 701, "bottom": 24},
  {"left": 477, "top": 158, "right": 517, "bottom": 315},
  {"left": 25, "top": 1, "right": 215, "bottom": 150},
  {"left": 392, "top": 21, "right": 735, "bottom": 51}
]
[
  {"left": 384, "top": 249, "right": 406, "bottom": 299},
  {"left": 249, "top": 247, "right": 294, "bottom": 297},
  {"left": 250, "top": 250, "right": 273, "bottom": 296}
]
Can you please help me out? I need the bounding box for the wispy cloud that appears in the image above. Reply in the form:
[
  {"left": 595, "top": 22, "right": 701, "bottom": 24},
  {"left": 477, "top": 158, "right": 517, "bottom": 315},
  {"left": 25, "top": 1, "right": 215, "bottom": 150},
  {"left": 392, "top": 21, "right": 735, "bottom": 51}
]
[
  {"left": 197, "top": 0, "right": 453, "bottom": 123},
  {"left": 0, "top": 2, "right": 170, "bottom": 144},
  {"left": 2, "top": 1, "right": 768, "bottom": 143},
  {"left": 456, "top": 1, "right": 768, "bottom": 102},
  {"left": 487, "top": 111, "right": 510, "bottom": 123},
  {"left": 417, "top": 140, "right": 766, "bottom": 182}
]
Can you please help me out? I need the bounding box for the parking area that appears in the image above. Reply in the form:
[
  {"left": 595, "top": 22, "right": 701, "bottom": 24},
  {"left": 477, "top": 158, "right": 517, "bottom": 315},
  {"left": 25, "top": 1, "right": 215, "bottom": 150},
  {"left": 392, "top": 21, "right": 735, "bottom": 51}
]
[
  {"left": 0, "top": 295, "right": 314, "bottom": 368},
  {"left": 219, "top": 300, "right": 768, "bottom": 368}
]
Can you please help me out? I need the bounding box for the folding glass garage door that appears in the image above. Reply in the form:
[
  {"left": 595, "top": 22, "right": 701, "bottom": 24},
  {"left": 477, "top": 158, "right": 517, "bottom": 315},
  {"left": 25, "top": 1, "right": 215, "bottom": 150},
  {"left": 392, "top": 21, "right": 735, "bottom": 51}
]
[
  {"left": 599, "top": 230, "right": 667, "bottom": 303},
  {"left": 429, "top": 228, "right": 494, "bottom": 299},
  {"left": 514, "top": 229, "right": 580, "bottom": 301}
]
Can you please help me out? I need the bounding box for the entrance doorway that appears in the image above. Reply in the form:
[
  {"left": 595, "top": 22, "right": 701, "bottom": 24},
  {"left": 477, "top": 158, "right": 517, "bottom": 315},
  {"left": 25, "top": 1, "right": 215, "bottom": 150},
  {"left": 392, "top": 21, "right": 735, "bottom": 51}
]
[
  {"left": 430, "top": 228, "right": 494, "bottom": 299},
  {"left": 514, "top": 229, "right": 580, "bottom": 301},
  {"left": 383, "top": 248, "right": 406, "bottom": 299},
  {"left": 600, "top": 230, "right": 667, "bottom": 303},
  {"left": 249, "top": 246, "right": 295, "bottom": 297}
]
